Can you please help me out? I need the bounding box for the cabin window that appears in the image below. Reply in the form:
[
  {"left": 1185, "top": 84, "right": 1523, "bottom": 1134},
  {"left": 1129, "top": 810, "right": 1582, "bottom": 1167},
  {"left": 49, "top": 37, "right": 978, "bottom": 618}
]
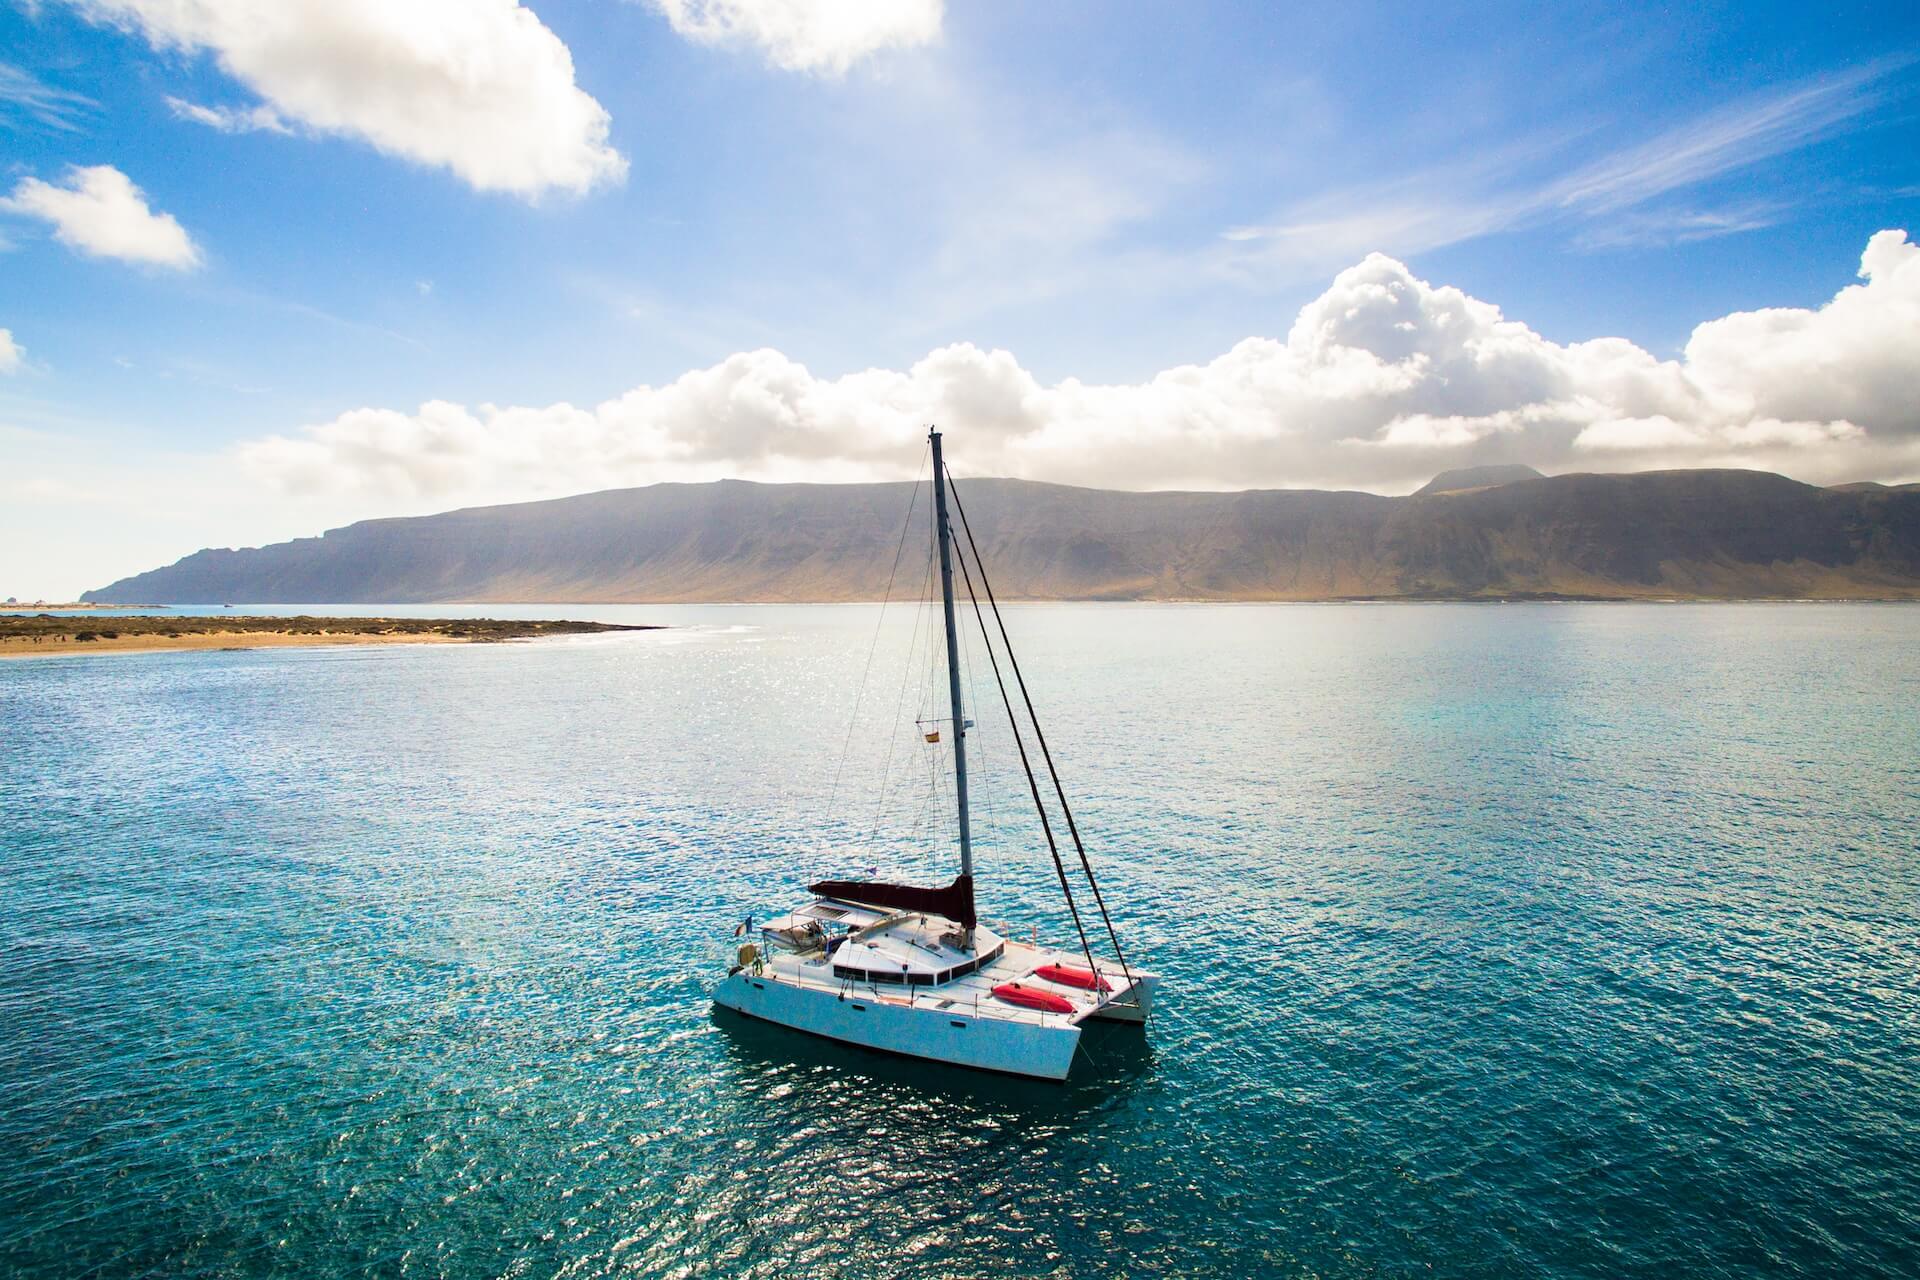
[
  {"left": 833, "top": 965, "right": 907, "bottom": 985},
  {"left": 830, "top": 943, "right": 1001, "bottom": 988}
]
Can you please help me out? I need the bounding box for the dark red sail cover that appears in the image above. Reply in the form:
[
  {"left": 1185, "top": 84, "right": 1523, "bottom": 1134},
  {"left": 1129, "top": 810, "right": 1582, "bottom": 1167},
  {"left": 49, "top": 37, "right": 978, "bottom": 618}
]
[{"left": 807, "top": 874, "right": 976, "bottom": 930}]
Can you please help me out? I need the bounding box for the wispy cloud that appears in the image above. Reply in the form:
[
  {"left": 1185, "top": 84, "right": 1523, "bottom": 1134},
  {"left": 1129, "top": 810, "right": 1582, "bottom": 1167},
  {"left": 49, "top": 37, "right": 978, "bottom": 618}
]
[
  {"left": 9, "top": 475, "right": 109, "bottom": 505},
  {"left": 1218, "top": 59, "right": 1911, "bottom": 281},
  {"left": 805, "top": 55, "right": 1210, "bottom": 343},
  {"left": 1570, "top": 202, "right": 1789, "bottom": 251},
  {"left": 165, "top": 95, "right": 290, "bottom": 135},
  {"left": 0, "top": 62, "right": 95, "bottom": 132},
  {"left": 1544, "top": 60, "right": 1906, "bottom": 215},
  {"left": 209, "top": 287, "right": 427, "bottom": 351}
]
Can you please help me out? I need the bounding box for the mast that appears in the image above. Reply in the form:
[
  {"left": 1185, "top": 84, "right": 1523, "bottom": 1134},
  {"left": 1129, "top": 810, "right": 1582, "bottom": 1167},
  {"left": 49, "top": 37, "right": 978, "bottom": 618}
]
[{"left": 929, "top": 428, "right": 972, "bottom": 881}]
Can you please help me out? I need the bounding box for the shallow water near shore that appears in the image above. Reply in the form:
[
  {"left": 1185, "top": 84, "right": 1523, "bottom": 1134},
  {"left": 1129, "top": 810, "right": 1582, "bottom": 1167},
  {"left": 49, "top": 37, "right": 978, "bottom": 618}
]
[{"left": 3, "top": 602, "right": 1917, "bottom": 1278}]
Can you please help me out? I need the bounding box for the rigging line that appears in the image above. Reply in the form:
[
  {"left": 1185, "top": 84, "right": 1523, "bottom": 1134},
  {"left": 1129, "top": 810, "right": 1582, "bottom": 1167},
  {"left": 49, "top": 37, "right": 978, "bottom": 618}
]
[
  {"left": 946, "top": 465, "right": 1135, "bottom": 986},
  {"left": 952, "top": 535, "right": 1099, "bottom": 975},
  {"left": 826, "top": 452, "right": 927, "bottom": 835},
  {"left": 872, "top": 523, "right": 938, "bottom": 846},
  {"left": 962, "top": 607, "right": 997, "bottom": 853},
  {"left": 915, "top": 573, "right": 948, "bottom": 858},
  {"left": 904, "top": 537, "right": 940, "bottom": 830}
]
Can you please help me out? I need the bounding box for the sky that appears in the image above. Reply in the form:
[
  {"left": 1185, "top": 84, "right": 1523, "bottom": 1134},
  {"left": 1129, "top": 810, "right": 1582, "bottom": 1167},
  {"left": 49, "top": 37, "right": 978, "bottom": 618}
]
[{"left": 1, "top": 0, "right": 1917, "bottom": 600}]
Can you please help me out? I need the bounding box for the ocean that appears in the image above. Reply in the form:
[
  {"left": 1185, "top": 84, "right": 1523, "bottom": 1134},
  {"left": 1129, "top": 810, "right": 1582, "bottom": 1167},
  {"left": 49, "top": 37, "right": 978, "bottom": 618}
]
[{"left": 2, "top": 602, "right": 1916, "bottom": 1278}]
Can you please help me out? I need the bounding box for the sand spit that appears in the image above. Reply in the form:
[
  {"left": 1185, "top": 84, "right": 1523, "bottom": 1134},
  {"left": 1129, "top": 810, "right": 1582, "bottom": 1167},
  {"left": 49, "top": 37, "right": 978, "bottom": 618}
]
[{"left": 0, "top": 615, "right": 657, "bottom": 659}]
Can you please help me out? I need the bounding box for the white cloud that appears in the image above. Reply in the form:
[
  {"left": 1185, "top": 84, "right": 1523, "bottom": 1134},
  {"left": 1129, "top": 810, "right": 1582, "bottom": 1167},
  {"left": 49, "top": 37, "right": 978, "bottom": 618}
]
[
  {"left": 0, "top": 165, "right": 201, "bottom": 268},
  {"left": 238, "top": 229, "right": 1920, "bottom": 504},
  {"left": 1570, "top": 203, "right": 1786, "bottom": 251},
  {"left": 1541, "top": 64, "right": 1896, "bottom": 216},
  {"left": 1571, "top": 415, "right": 1709, "bottom": 452},
  {"left": 165, "top": 94, "right": 288, "bottom": 134},
  {"left": 1217, "top": 62, "right": 1904, "bottom": 284},
  {"left": 0, "top": 327, "right": 22, "bottom": 374},
  {"left": 68, "top": 0, "right": 626, "bottom": 198},
  {"left": 650, "top": 0, "right": 944, "bottom": 74},
  {"left": 1680, "top": 229, "right": 1920, "bottom": 437},
  {"left": 0, "top": 61, "right": 96, "bottom": 132}
]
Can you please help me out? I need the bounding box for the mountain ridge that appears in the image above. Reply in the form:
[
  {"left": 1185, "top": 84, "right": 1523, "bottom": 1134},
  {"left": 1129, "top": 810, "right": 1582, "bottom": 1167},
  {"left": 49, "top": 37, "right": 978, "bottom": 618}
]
[
  {"left": 85, "top": 468, "right": 1920, "bottom": 603},
  {"left": 1415, "top": 464, "right": 1547, "bottom": 496}
]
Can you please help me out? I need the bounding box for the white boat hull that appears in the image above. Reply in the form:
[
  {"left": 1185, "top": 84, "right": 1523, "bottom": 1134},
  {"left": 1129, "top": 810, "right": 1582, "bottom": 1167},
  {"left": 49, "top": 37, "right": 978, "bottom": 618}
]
[
  {"left": 712, "top": 970, "right": 1083, "bottom": 1081},
  {"left": 1088, "top": 973, "right": 1157, "bottom": 1023}
]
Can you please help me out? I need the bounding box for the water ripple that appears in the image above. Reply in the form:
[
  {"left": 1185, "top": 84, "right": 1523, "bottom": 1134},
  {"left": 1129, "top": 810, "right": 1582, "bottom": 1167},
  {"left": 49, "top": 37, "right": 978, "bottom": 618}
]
[{"left": 1, "top": 603, "right": 1917, "bottom": 1278}]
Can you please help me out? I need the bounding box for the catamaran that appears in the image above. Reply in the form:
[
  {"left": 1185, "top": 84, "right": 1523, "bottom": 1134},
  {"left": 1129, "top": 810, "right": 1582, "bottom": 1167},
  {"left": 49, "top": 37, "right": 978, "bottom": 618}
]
[{"left": 711, "top": 429, "right": 1155, "bottom": 1081}]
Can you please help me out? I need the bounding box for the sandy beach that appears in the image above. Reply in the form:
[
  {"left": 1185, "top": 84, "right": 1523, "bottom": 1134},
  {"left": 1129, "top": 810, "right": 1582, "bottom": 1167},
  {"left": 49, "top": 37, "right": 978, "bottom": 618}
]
[
  {"left": 0, "top": 616, "right": 655, "bottom": 659},
  {"left": 0, "top": 630, "right": 473, "bottom": 658}
]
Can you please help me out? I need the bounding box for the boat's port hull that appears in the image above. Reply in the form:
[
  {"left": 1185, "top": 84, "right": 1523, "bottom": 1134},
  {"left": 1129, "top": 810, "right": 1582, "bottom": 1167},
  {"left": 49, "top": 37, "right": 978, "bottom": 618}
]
[{"left": 712, "top": 971, "right": 1082, "bottom": 1080}]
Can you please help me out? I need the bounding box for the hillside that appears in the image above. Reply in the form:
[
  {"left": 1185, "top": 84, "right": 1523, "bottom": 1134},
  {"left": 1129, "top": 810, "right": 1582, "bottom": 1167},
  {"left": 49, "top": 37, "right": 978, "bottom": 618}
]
[
  {"left": 1415, "top": 464, "right": 1547, "bottom": 496},
  {"left": 85, "top": 469, "right": 1920, "bottom": 603}
]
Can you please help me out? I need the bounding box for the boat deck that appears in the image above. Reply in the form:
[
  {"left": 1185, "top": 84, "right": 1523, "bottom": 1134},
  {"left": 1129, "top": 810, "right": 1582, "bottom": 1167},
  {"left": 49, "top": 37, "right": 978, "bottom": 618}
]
[{"left": 749, "top": 903, "right": 1152, "bottom": 1028}]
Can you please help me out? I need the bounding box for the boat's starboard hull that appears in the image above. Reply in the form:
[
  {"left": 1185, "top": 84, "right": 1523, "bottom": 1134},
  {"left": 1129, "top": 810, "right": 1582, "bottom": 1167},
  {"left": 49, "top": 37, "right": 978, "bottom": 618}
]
[{"left": 712, "top": 971, "right": 1081, "bottom": 1080}]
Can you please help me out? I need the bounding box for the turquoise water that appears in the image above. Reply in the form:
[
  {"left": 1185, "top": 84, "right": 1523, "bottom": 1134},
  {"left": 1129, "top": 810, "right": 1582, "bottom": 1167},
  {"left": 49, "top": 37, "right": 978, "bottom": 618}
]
[{"left": 3, "top": 603, "right": 1917, "bottom": 1279}]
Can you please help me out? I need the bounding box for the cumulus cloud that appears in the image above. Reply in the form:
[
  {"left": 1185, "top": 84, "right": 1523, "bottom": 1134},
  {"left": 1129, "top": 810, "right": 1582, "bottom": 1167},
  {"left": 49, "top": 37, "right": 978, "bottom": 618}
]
[
  {"left": 68, "top": 0, "right": 625, "bottom": 198},
  {"left": 0, "top": 165, "right": 201, "bottom": 268},
  {"left": 240, "top": 230, "right": 1920, "bottom": 504},
  {"left": 650, "top": 0, "right": 944, "bottom": 74},
  {"left": 0, "top": 328, "right": 22, "bottom": 374},
  {"left": 1679, "top": 230, "right": 1920, "bottom": 438}
]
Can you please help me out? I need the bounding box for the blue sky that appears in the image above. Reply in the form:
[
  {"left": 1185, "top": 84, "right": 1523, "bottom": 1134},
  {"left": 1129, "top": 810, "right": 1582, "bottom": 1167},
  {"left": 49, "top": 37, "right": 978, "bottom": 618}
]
[{"left": 2, "top": 0, "right": 1917, "bottom": 598}]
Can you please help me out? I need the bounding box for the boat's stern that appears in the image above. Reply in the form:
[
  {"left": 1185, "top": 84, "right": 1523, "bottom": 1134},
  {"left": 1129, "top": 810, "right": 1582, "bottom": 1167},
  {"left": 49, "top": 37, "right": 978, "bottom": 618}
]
[{"left": 1089, "top": 968, "right": 1158, "bottom": 1024}]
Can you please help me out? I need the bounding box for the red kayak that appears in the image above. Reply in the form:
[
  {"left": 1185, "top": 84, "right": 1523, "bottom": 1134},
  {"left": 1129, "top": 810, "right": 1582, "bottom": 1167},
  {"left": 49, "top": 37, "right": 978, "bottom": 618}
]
[
  {"left": 991, "top": 982, "right": 1076, "bottom": 1014},
  {"left": 1033, "top": 963, "right": 1112, "bottom": 992}
]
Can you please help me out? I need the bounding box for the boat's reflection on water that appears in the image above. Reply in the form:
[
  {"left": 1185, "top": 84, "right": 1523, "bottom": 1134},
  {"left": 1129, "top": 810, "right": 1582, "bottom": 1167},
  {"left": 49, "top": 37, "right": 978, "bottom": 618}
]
[
  {"left": 691, "top": 1005, "right": 1156, "bottom": 1265},
  {"left": 709, "top": 1003, "right": 1153, "bottom": 1113}
]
